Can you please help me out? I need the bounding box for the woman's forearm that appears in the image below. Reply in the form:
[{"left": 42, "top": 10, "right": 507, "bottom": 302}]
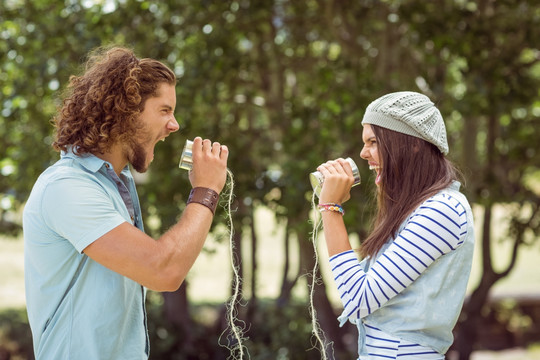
[{"left": 321, "top": 212, "right": 353, "bottom": 256}]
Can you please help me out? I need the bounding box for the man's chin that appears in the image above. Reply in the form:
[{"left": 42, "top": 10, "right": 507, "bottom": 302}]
[
  {"left": 127, "top": 142, "right": 154, "bottom": 173},
  {"left": 131, "top": 160, "right": 150, "bottom": 174}
]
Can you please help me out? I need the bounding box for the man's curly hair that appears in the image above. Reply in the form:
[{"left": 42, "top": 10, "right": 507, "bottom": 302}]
[{"left": 52, "top": 46, "right": 176, "bottom": 155}]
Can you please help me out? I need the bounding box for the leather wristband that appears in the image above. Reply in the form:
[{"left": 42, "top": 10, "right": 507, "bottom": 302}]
[{"left": 187, "top": 187, "right": 219, "bottom": 215}]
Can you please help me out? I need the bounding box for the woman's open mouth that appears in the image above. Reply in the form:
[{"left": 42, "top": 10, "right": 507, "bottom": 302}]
[{"left": 369, "top": 164, "right": 381, "bottom": 185}]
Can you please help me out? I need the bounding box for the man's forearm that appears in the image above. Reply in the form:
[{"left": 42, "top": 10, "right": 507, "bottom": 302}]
[{"left": 156, "top": 202, "right": 216, "bottom": 291}]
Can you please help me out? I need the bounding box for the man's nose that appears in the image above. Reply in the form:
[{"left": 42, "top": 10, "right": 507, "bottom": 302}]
[{"left": 168, "top": 116, "right": 180, "bottom": 132}]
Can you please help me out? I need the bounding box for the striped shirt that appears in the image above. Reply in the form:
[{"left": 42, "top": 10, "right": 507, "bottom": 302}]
[
  {"left": 330, "top": 191, "right": 468, "bottom": 358},
  {"left": 363, "top": 324, "right": 444, "bottom": 359}
]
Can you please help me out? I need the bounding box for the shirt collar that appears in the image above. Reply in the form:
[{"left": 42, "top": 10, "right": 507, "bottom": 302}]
[
  {"left": 61, "top": 146, "right": 130, "bottom": 175},
  {"left": 450, "top": 180, "right": 461, "bottom": 191}
]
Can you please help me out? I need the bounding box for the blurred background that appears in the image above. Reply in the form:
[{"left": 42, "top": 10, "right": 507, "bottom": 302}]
[{"left": 1, "top": 0, "right": 540, "bottom": 359}]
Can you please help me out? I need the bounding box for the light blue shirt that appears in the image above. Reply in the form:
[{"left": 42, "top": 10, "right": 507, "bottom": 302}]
[{"left": 23, "top": 149, "right": 149, "bottom": 360}]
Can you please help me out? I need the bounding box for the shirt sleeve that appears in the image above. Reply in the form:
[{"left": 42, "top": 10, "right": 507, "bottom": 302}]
[
  {"left": 41, "top": 175, "right": 127, "bottom": 253},
  {"left": 329, "top": 193, "right": 468, "bottom": 322}
]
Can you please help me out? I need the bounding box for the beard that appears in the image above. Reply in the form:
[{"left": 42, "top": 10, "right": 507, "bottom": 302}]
[
  {"left": 125, "top": 124, "right": 153, "bottom": 173},
  {"left": 129, "top": 142, "right": 149, "bottom": 173}
]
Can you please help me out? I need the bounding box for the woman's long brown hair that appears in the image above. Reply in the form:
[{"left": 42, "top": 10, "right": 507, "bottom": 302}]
[{"left": 360, "top": 125, "right": 462, "bottom": 258}]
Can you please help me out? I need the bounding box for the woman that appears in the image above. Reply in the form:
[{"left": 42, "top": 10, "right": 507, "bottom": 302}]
[{"left": 316, "top": 91, "right": 474, "bottom": 359}]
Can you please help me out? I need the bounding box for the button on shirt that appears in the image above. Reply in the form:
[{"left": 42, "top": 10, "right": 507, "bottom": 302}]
[{"left": 23, "top": 149, "right": 149, "bottom": 360}]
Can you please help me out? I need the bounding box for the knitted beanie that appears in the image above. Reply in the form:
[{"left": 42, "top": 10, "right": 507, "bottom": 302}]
[{"left": 361, "top": 91, "right": 449, "bottom": 155}]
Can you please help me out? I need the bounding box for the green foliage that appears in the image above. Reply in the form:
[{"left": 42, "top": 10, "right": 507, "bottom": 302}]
[
  {"left": 145, "top": 297, "right": 230, "bottom": 359},
  {"left": 1, "top": 0, "right": 538, "bottom": 233},
  {"left": 399, "top": 0, "right": 540, "bottom": 205},
  {"left": 145, "top": 296, "right": 354, "bottom": 360},
  {"left": 240, "top": 301, "right": 336, "bottom": 360}
]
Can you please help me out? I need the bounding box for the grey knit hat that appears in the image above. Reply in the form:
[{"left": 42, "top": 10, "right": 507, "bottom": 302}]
[{"left": 361, "top": 91, "right": 449, "bottom": 155}]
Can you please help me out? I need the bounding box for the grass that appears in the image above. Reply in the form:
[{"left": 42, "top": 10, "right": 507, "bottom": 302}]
[{"left": 0, "top": 235, "right": 25, "bottom": 309}]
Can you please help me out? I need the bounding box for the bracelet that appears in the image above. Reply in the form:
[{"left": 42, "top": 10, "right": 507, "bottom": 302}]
[
  {"left": 187, "top": 187, "right": 219, "bottom": 215},
  {"left": 317, "top": 203, "right": 345, "bottom": 216}
]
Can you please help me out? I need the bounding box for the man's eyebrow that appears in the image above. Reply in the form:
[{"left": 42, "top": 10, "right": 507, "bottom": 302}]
[{"left": 161, "top": 104, "right": 174, "bottom": 111}]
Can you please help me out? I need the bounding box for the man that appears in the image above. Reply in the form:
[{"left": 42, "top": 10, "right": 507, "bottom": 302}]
[{"left": 23, "top": 46, "right": 228, "bottom": 359}]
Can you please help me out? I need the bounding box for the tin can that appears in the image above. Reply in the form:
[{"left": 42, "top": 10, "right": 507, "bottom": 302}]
[
  {"left": 309, "top": 157, "right": 361, "bottom": 197},
  {"left": 178, "top": 139, "right": 193, "bottom": 170}
]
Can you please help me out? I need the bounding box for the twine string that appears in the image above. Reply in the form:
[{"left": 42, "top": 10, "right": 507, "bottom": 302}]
[
  {"left": 308, "top": 189, "right": 335, "bottom": 360},
  {"left": 219, "top": 168, "right": 250, "bottom": 360}
]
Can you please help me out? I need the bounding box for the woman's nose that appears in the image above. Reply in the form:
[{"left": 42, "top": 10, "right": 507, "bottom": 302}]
[{"left": 360, "top": 146, "right": 369, "bottom": 160}]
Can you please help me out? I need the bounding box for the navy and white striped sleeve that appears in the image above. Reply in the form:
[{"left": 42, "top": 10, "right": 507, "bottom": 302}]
[{"left": 329, "top": 192, "right": 468, "bottom": 321}]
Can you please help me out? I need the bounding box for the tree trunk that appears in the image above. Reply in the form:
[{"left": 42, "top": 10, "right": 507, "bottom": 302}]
[
  {"left": 162, "top": 282, "right": 195, "bottom": 354},
  {"left": 229, "top": 219, "right": 244, "bottom": 304},
  {"left": 462, "top": 115, "right": 479, "bottom": 202},
  {"left": 163, "top": 281, "right": 191, "bottom": 329},
  {"left": 247, "top": 209, "right": 258, "bottom": 322},
  {"left": 456, "top": 193, "right": 501, "bottom": 358},
  {"left": 277, "top": 222, "right": 302, "bottom": 307}
]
